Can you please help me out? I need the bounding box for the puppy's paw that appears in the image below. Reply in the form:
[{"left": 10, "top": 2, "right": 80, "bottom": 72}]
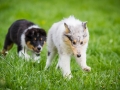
[
  {"left": 25, "top": 54, "right": 30, "bottom": 60},
  {"left": 83, "top": 66, "right": 91, "bottom": 72},
  {"left": 34, "top": 56, "right": 40, "bottom": 61},
  {"left": 64, "top": 74, "right": 73, "bottom": 80}
]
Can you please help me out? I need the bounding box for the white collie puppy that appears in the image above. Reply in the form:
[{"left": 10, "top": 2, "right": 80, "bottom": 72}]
[{"left": 45, "top": 16, "right": 91, "bottom": 79}]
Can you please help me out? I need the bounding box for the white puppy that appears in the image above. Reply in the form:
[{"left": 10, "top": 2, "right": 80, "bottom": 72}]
[{"left": 45, "top": 16, "right": 91, "bottom": 79}]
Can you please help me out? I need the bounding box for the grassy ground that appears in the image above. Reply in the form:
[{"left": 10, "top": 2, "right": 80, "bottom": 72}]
[{"left": 0, "top": 0, "right": 120, "bottom": 90}]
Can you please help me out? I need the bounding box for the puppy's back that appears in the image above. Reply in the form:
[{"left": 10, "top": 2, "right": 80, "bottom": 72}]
[{"left": 8, "top": 19, "right": 34, "bottom": 44}]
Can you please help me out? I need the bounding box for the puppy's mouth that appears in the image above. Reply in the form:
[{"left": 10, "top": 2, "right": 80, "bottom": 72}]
[{"left": 33, "top": 48, "right": 41, "bottom": 54}]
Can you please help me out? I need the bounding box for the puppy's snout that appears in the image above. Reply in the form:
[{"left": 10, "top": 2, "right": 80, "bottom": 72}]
[
  {"left": 77, "top": 54, "right": 81, "bottom": 58},
  {"left": 37, "top": 47, "right": 41, "bottom": 51}
]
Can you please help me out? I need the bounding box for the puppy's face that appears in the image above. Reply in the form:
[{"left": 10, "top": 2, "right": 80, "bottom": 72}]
[
  {"left": 64, "top": 23, "right": 89, "bottom": 58},
  {"left": 25, "top": 28, "right": 46, "bottom": 54}
]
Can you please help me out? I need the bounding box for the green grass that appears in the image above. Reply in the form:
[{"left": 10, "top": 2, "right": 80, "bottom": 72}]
[{"left": 0, "top": 0, "right": 120, "bottom": 90}]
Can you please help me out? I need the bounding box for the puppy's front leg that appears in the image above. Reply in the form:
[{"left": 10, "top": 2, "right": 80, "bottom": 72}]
[
  {"left": 18, "top": 46, "right": 30, "bottom": 60},
  {"left": 32, "top": 53, "right": 40, "bottom": 63},
  {"left": 76, "top": 53, "right": 91, "bottom": 72},
  {"left": 58, "top": 54, "right": 72, "bottom": 79}
]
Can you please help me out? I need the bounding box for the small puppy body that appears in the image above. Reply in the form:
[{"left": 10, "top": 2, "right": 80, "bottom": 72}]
[
  {"left": 45, "top": 16, "right": 91, "bottom": 79},
  {"left": 1, "top": 19, "right": 46, "bottom": 62}
]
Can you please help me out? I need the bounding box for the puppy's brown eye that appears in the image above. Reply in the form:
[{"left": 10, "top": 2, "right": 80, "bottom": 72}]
[
  {"left": 40, "top": 38, "right": 42, "bottom": 40},
  {"left": 72, "top": 41, "right": 76, "bottom": 45},
  {"left": 80, "top": 41, "right": 83, "bottom": 45},
  {"left": 34, "top": 38, "right": 36, "bottom": 40}
]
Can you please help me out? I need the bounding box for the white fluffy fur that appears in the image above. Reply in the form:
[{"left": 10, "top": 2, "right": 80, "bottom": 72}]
[
  {"left": 19, "top": 25, "right": 41, "bottom": 63},
  {"left": 45, "top": 16, "right": 91, "bottom": 79}
]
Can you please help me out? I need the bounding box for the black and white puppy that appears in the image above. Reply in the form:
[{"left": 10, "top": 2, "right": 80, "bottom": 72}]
[{"left": 1, "top": 19, "right": 46, "bottom": 62}]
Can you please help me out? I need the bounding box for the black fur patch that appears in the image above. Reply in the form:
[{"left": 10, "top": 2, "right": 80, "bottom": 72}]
[
  {"left": 48, "top": 51, "right": 51, "bottom": 56},
  {"left": 65, "top": 34, "right": 73, "bottom": 42}
]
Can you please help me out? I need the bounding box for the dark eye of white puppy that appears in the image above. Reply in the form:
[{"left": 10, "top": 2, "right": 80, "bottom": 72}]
[
  {"left": 72, "top": 40, "right": 76, "bottom": 45},
  {"left": 34, "top": 38, "right": 36, "bottom": 41},
  {"left": 80, "top": 41, "right": 83, "bottom": 45}
]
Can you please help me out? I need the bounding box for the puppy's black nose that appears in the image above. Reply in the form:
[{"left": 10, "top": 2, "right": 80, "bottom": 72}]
[
  {"left": 77, "top": 54, "right": 81, "bottom": 58},
  {"left": 37, "top": 47, "right": 41, "bottom": 51}
]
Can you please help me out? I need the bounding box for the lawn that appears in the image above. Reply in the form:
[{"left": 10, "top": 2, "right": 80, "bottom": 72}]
[{"left": 0, "top": 0, "right": 120, "bottom": 90}]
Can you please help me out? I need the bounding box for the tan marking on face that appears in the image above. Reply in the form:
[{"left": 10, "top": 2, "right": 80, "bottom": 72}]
[
  {"left": 73, "top": 40, "right": 77, "bottom": 45},
  {"left": 34, "top": 38, "right": 36, "bottom": 40},
  {"left": 63, "top": 37, "right": 71, "bottom": 45},
  {"left": 71, "top": 46, "right": 77, "bottom": 55},
  {"left": 44, "top": 41, "right": 46, "bottom": 44},
  {"left": 73, "top": 40, "right": 77, "bottom": 42},
  {"left": 42, "top": 41, "right": 46, "bottom": 47},
  {"left": 83, "top": 37, "right": 88, "bottom": 44},
  {"left": 26, "top": 41, "right": 41, "bottom": 53},
  {"left": 63, "top": 37, "right": 78, "bottom": 55},
  {"left": 26, "top": 41, "right": 34, "bottom": 50},
  {"left": 71, "top": 39, "right": 78, "bottom": 55},
  {"left": 41, "top": 38, "right": 42, "bottom": 40}
]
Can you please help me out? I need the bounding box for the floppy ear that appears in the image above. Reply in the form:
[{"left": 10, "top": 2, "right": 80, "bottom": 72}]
[
  {"left": 82, "top": 21, "right": 87, "bottom": 29},
  {"left": 25, "top": 30, "right": 34, "bottom": 38},
  {"left": 64, "top": 23, "right": 70, "bottom": 33}
]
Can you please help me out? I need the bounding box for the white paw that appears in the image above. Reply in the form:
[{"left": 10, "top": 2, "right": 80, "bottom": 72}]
[
  {"left": 82, "top": 66, "right": 91, "bottom": 72},
  {"left": 63, "top": 73, "right": 73, "bottom": 80},
  {"left": 34, "top": 56, "right": 40, "bottom": 60},
  {"left": 25, "top": 54, "right": 30, "bottom": 60},
  {"left": 33, "top": 56, "right": 40, "bottom": 63}
]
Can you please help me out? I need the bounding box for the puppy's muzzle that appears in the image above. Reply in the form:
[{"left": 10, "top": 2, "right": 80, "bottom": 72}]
[
  {"left": 33, "top": 46, "right": 42, "bottom": 54},
  {"left": 36, "top": 45, "right": 42, "bottom": 53},
  {"left": 37, "top": 47, "right": 41, "bottom": 51}
]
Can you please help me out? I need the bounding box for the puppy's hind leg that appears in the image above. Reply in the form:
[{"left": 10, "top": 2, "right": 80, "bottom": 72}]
[
  {"left": 1, "top": 33, "right": 13, "bottom": 56},
  {"left": 45, "top": 32, "right": 57, "bottom": 70},
  {"left": 45, "top": 47, "right": 57, "bottom": 70}
]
